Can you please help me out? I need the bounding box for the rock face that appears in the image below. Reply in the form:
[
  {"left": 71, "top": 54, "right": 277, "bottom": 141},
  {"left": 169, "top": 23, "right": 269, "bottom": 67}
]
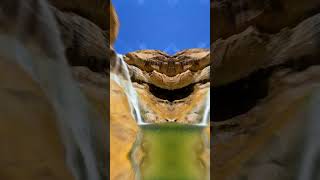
[
  {"left": 212, "top": 13, "right": 320, "bottom": 86},
  {"left": 53, "top": 7, "right": 109, "bottom": 72},
  {"left": 48, "top": 0, "right": 107, "bottom": 30},
  {"left": 135, "top": 81, "right": 209, "bottom": 124},
  {"left": 212, "top": 0, "right": 320, "bottom": 179},
  {"left": 109, "top": 81, "right": 138, "bottom": 180},
  {"left": 125, "top": 49, "right": 210, "bottom": 90},
  {"left": 123, "top": 49, "right": 210, "bottom": 124},
  {"left": 125, "top": 49, "right": 210, "bottom": 77},
  {"left": 212, "top": 0, "right": 320, "bottom": 41}
]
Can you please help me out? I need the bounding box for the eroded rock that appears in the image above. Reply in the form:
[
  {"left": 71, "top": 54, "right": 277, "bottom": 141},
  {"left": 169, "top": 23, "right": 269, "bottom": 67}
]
[
  {"left": 53, "top": 8, "right": 109, "bottom": 72},
  {"left": 212, "top": 12, "right": 320, "bottom": 86},
  {"left": 125, "top": 48, "right": 210, "bottom": 90},
  {"left": 212, "top": 65, "right": 320, "bottom": 180},
  {"left": 48, "top": 0, "right": 107, "bottom": 30},
  {"left": 211, "top": 4, "right": 320, "bottom": 180},
  {"left": 121, "top": 49, "right": 210, "bottom": 124},
  {"left": 212, "top": 0, "right": 320, "bottom": 40}
]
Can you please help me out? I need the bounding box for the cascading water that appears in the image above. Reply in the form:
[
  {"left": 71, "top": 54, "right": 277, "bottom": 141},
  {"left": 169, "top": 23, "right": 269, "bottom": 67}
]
[
  {"left": 297, "top": 91, "right": 320, "bottom": 180},
  {"left": 198, "top": 90, "right": 211, "bottom": 126},
  {"left": 110, "top": 54, "right": 146, "bottom": 125}
]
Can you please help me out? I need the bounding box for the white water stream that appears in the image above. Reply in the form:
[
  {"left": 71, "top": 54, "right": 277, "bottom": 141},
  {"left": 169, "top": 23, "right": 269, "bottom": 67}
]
[
  {"left": 198, "top": 90, "right": 211, "bottom": 127},
  {"left": 0, "top": 1, "right": 104, "bottom": 179},
  {"left": 110, "top": 54, "right": 146, "bottom": 125}
]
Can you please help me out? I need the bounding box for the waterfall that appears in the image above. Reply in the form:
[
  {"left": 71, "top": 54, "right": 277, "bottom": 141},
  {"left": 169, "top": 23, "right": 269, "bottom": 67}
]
[
  {"left": 198, "top": 90, "right": 211, "bottom": 127},
  {"left": 110, "top": 54, "right": 147, "bottom": 125},
  {"left": 297, "top": 91, "right": 320, "bottom": 180},
  {"left": 0, "top": 1, "right": 105, "bottom": 179}
]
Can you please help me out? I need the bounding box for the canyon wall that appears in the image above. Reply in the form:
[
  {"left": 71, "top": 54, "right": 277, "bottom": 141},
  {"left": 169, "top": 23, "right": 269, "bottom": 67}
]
[
  {"left": 0, "top": 0, "right": 110, "bottom": 179},
  {"left": 212, "top": 0, "right": 320, "bottom": 179}
]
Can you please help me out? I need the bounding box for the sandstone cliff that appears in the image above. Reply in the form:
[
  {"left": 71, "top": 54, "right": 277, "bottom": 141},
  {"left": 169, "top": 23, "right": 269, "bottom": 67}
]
[{"left": 212, "top": 1, "right": 320, "bottom": 179}]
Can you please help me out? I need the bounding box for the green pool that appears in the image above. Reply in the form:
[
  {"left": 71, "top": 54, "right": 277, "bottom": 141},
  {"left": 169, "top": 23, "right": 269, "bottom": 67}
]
[{"left": 131, "top": 123, "right": 209, "bottom": 180}]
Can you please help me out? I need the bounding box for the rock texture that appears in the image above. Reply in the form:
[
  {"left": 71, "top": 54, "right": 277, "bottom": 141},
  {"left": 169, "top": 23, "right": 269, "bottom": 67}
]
[
  {"left": 135, "top": 82, "right": 209, "bottom": 124},
  {"left": 212, "top": 0, "right": 320, "bottom": 179},
  {"left": 48, "top": 0, "right": 107, "bottom": 30},
  {"left": 125, "top": 49, "right": 210, "bottom": 90},
  {"left": 109, "top": 81, "right": 138, "bottom": 180},
  {"left": 122, "top": 49, "right": 210, "bottom": 124},
  {"left": 212, "top": 13, "right": 320, "bottom": 86},
  {"left": 48, "top": 1, "right": 119, "bottom": 45},
  {"left": 53, "top": 7, "right": 109, "bottom": 72},
  {"left": 212, "top": 0, "right": 320, "bottom": 41},
  {"left": 125, "top": 49, "right": 210, "bottom": 77}
]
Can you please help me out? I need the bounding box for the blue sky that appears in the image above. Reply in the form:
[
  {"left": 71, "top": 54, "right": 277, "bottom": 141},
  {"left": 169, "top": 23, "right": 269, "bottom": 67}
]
[{"left": 113, "top": 0, "right": 210, "bottom": 55}]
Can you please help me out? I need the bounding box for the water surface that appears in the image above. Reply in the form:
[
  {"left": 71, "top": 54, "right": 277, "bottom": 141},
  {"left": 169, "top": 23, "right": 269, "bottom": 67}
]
[{"left": 132, "top": 123, "right": 209, "bottom": 180}]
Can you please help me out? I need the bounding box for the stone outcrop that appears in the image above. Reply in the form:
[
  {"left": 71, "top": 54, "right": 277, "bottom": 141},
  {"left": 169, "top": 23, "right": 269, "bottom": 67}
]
[
  {"left": 122, "top": 49, "right": 210, "bottom": 124},
  {"left": 48, "top": 0, "right": 107, "bottom": 30},
  {"left": 47, "top": 1, "right": 119, "bottom": 45},
  {"left": 212, "top": 12, "right": 320, "bottom": 86},
  {"left": 135, "top": 81, "right": 209, "bottom": 124},
  {"left": 53, "top": 7, "right": 109, "bottom": 72},
  {"left": 212, "top": 1, "right": 320, "bottom": 179},
  {"left": 212, "top": 0, "right": 320, "bottom": 41},
  {"left": 125, "top": 49, "right": 210, "bottom": 77},
  {"left": 125, "top": 48, "right": 210, "bottom": 90},
  {"left": 212, "top": 65, "right": 320, "bottom": 180}
]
